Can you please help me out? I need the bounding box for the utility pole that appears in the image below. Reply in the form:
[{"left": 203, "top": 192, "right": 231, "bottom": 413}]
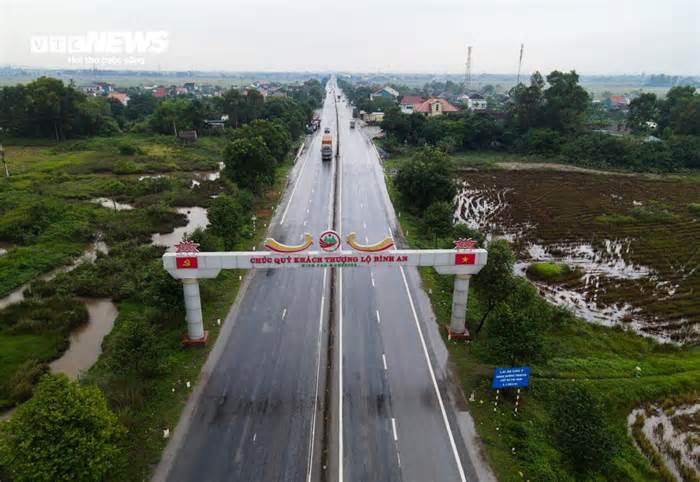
[
  {"left": 517, "top": 43, "right": 525, "bottom": 85},
  {"left": 0, "top": 144, "right": 8, "bottom": 178}
]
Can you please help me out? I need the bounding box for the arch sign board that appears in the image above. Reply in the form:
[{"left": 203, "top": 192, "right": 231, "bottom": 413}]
[{"left": 163, "top": 232, "right": 487, "bottom": 346}]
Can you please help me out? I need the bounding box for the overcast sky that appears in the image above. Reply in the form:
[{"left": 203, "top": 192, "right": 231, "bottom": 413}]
[{"left": 1, "top": 0, "right": 698, "bottom": 75}]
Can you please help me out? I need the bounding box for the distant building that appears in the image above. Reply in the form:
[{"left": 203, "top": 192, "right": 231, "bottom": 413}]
[
  {"left": 370, "top": 86, "right": 399, "bottom": 101},
  {"left": 609, "top": 95, "right": 630, "bottom": 109},
  {"left": 184, "top": 82, "right": 196, "bottom": 93},
  {"left": 107, "top": 91, "right": 130, "bottom": 106},
  {"left": 399, "top": 95, "right": 424, "bottom": 114},
  {"left": 459, "top": 94, "right": 487, "bottom": 111},
  {"left": 152, "top": 87, "right": 168, "bottom": 98},
  {"left": 413, "top": 97, "right": 459, "bottom": 117},
  {"left": 82, "top": 82, "right": 114, "bottom": 96},
  {"left": 175, "top": 86, "right": 188, "bottom": 95}
]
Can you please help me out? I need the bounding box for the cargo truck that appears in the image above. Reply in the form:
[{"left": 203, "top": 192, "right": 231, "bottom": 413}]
[{"left": 321, "top": 134, "right": 333, "bottom": 161}]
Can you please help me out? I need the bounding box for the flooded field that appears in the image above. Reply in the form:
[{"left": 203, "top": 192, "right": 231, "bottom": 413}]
[
  {"left": 628, "top": 402, "right": 700, "bottom": 479},
  {"left": 455, "top": 170, "right": 700, "bottom": 343}
]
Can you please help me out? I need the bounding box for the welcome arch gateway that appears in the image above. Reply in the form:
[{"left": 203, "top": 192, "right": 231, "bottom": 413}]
[{"left": 163, "top": 233, "right": 487, "bottom": 345}]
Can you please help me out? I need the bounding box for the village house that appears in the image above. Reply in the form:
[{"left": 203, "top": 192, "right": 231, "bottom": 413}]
[
  {"left": 106, "top": 91, "right": 130, "bottom": 106},
  {"left": 370, "top": 86, "right": 399, "bottom": 101},
  {"left": 399, "top": 96, "right": 459, "bottom": 117},
  {"left": 399, "top": 95, "right": 424, "bottom": 114},
  {"left": 459, "top": 93, "right": 487, "bottom": 111}
]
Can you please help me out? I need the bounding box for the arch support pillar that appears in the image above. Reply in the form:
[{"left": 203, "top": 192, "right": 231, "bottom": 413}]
[
  {"left": 182, "top": 278, "right": 208, "bottom": 346},
  {"left": 448, "top": 274, "right": 471, "bottom": 341}
]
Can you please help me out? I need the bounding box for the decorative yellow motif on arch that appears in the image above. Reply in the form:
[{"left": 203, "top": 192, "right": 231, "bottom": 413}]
[
  {"left": 264, "top": 233, "right": 313, "bottom": 253},
  {"left": 346, "top": 232, "right": 394, "bottom": 253}
]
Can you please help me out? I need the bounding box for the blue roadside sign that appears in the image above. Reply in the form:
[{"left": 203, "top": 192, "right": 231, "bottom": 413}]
[{"left": 492, "top": 367, "right": 530, "bottom": 389}]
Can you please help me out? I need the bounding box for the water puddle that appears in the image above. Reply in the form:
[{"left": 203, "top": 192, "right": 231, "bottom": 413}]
[
  {"left": 190, "top": 161, "right": 225, "bottom": 189},
  {"left": 90, "top": 197, "right": 134, "bottom": 211},
  {"left": 0, "top": 241, "right": 108, "bottom": 310},
  {"left": 49, "top": 298, "right": 118, "bottom": 379},
  {"left": 151, "top": 207, "right": 209, "bottom": 251}
]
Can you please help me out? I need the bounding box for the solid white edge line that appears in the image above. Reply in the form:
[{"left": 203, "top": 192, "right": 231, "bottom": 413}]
[
  {"left": 338, "top": 267, "right": 344, "bottom": 482},
  {"left": 306, "top": 268, "right": 328, "bottom": 482},
  {"left": 391, "top": 417, "right": 398, "bottom": 441},
  {"left": 399, "top": 266, "right": 467, "bottom": 482},
  {"left": 280, "top": 140, "right": 312, "bottom": 225}
]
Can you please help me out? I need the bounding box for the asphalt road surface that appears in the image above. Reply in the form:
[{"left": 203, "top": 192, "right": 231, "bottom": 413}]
[
  {"left": 331, "top": 88, "right": 478, "bottom": 482},
  {"left": 162, "top": 84, "right": 337, "bottom": 482},
  {"left": 158, "top": 79, "right": 483, "bottom": 482}
]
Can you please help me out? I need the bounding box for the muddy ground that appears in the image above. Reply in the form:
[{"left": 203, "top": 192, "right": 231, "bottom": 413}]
[{"left": 455, "top": 169, "right": 700, "bottom": 344}]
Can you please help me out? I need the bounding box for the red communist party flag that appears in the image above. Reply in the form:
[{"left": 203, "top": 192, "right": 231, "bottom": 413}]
[
  {"left": 176, "top": 257, "right": 198, "bottom": 269},
  {"left": 454, "top": 253, "right": 475, "bottom": 265}
]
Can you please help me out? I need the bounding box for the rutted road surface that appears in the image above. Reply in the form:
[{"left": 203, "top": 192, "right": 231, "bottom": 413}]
[{"left": 155, "top": 79, "right": 493, "bottom": 482}]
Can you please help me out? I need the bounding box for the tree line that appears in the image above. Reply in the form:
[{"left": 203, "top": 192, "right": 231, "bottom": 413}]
[
  {"left": 0, "top": 77, "right": 324, "bottom": 141},
  {"left": 378, "top": 71, "right": 700, "bottom": 172}
]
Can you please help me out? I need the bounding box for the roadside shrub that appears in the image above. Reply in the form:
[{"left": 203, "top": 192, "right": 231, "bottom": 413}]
[
  {"left": 486, "top": 298, "right": 545, "bottom": 364},
  {"left": 550, "top": 385, "right": 617, "bottom": 476},
  {"left": 688, "top": 203, "right": 700, "bottom": 217},
  {"left": 105, "top": 317, "right": 164, "bottom": 380},
  {"left": 452, "top": 223, "right": 486, "bottom": 246},
  {"left": 523, "top": 128, "right": 563, "bottom": 156},
  {"left": 118, "top": 143, "right": 143, "bottom": 156},
  {"left": 7, "top": 359, "right": 48, "bottom": 405}
]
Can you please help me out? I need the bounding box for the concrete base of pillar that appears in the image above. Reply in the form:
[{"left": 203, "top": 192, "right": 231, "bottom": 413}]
[
  {"left": 447, "top": 326, "right": 471, "bottom": 341},
  {"left": 181, "top": 330, "right": 209, "bottom": 347}
]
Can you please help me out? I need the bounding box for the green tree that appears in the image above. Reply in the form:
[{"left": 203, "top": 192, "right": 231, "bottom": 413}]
[
  {"left": 507, "top": 71, "right": 546, "bottom": 134},
  {"left": 394, "top": 147, "right": 456, "bottom": 213},
  {"left": 233, "top": 119, "right": 292, "bottom": 163},
  {"left": 473, "top": 239, "right": 516, "bottom": 333},
  {"left": 124, "top": 92, "right": 157, "bottom": 121},
  {"left": 207, "top": 194, "right": 247, "bottom": 249},
  {"left": 423, "top": 201, "right": 454, "bottom": 236},
  {"left": 262, "top": 97, "right": 307, "bottom": 138},
  {"left": 550, "top": 385, "right": 616, "bottom": 475},
  {"left": 223, "top": 135, "right": 275, "bottom": 192},
  {"left": 542, "top": 70, "right": 590, "bottom": 134},
  {"left": 0, "top": 374, "right": 124, "bottom": 482},
  {"left": 627, "top": 93, "right": 658, "bottom": 132}
]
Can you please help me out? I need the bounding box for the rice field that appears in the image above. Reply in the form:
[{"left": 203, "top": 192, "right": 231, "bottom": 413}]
[{"left": 454, "top": 169, "right": 700, "bottom": 343}]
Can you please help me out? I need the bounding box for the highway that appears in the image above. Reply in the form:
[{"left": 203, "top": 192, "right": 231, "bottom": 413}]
[
  {"left": 160, "top": 84, "right": 338, "bottom": 482},
  {"left": 331, "top": 88, "right": 478, "bottom": 482},
  {"left": 157, "top": 79, "right": 485, "bottom": 482}
]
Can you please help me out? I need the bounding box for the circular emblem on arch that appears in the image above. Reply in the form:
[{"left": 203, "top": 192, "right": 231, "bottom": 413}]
[{"left": 319, "top": 230, "right": 341, "bottom": 252}]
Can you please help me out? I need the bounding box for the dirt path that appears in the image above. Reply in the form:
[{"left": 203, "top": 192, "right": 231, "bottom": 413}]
[{"left": 492, "top": 161, "right": 666, "bottom": 179}]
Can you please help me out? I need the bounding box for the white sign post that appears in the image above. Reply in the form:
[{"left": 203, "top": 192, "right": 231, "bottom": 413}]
[{"left": 163, "top": 235, "right": 487, "bottom": 345}]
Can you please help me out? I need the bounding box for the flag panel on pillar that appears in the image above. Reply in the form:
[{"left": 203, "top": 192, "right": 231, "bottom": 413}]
[
  {"left": 454, "top": 253, "right": 475, "bottom": 265},
  {"left": 176, "top": 256, "right": 198, "bottom": 269}
]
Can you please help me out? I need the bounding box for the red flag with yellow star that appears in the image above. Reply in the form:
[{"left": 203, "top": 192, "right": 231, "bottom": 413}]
[{"left": 454, "top": 253, "right": 475, "bottom": 265}]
